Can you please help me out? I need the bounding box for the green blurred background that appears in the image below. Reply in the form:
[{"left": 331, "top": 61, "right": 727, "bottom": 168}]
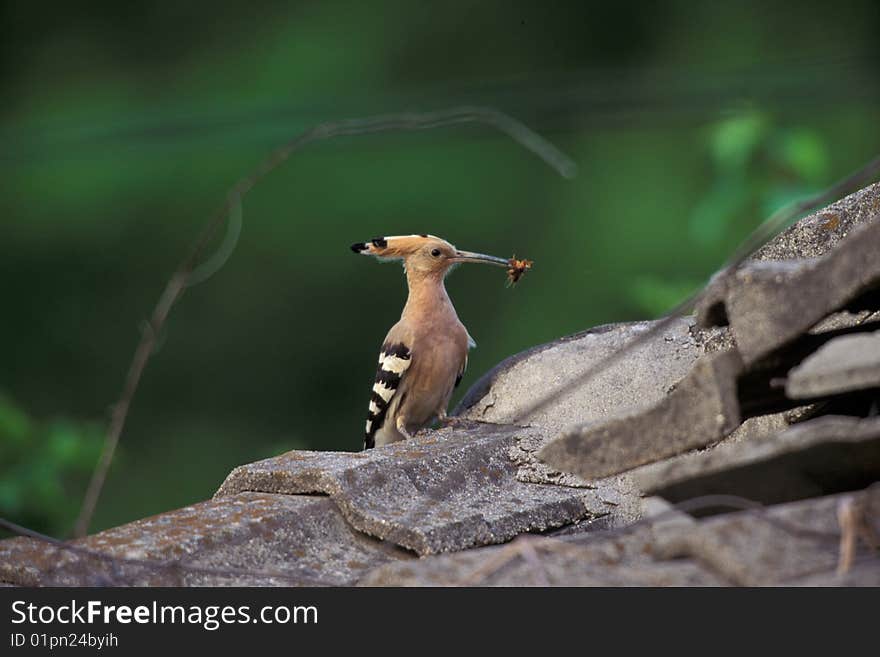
[{"left": 2, "top": 1, "right": 879, "bottom": 537}]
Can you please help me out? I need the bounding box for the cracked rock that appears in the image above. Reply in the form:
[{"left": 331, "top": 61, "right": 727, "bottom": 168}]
[
  {"left": 786, "top": 330, "right": 880, "bottom": 399},
  {"left": 697, "top": 216, "right": 880, "bottom": 364},
  {"left": 539, "top": 349, "right": 744, "bottom": 480},
  {"left": 0, "top": 493, "right": 408, "bottom": 586},
  {"left": 359, "top": 489, "right": 878, "bottom": 586},
  {"left": 636, "top": 415, "right": 880, "bottom": 506},
  {"left": 455, "top": 317, "right": 705, "bottom": 485},
  {"left": 216, "top": 421, "right": 624, "bottom": 555},
  {"left": 455, "top": 318, "right": 704, "bottom": 435}
]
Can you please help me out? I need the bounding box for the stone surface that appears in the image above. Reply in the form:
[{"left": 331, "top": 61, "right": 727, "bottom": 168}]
[
  {"left": 359, "top": 539, "right": 725, "bottom": 586},
  {"left": 359, "top": 508, "right": 725, "bottom": 586},
  {"left": 651, "top": 492, "right": 857, "bottom": 586},
  {"left": 732, "top": 323, "right": 880, "bottom": 419},
  {"left": 507, "top": 429, "right": 596, "bottom": 488},
  {"left": 752, "top": 181, "right": 880, "bottom": 261},
  {"left": 697, "top": 216, "right": 880, "bottom": 364},
  {"left": 0, "top": 493, "right": 408, "bottom": 586},
  {"left": 636, "top": 416, "right": 880, "bottom": 506},
  {"left": 791, "top": 561, "right": 880, "bottom": 586},
  {"left": 786, "top": 330, "right": 880, "bottom": 399},
  {"left": 538, "top": 349, "right": 744, "bottom": 480},
  {"left": 360, "top": 489, "right": 880, "bottom": 586},
  {"left": 620, "top": 406, "right": 809, "bottom": 496},
  {"left": 455, "top": 318, "right": 707, "bottom": 487},
  {"left": 216, "top": 421, "right": 623, "bottom": 555},
  {"left": 725, "top": 408, "right": 804, "bottom": 444},
  {"left": 456, "top": 318, "right": 703, "bottom": 435}
]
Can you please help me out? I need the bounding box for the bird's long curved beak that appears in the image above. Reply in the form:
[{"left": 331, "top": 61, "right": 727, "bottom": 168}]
[{"left": 451, "top": 250, "right": 509, "bottom": 267}]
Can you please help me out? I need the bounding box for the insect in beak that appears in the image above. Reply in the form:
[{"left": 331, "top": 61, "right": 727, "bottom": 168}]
[{"left": 450, "top": 250, "right": 534, "bottom": 286}]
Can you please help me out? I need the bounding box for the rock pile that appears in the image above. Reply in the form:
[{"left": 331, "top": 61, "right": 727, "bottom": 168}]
[{"left": 2, "top": 183, "right": 878, "bottom": 586}]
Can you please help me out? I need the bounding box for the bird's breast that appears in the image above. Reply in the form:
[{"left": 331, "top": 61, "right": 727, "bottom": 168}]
[{"left": 398, "top": 324, "right": 467, "bottom": 422}]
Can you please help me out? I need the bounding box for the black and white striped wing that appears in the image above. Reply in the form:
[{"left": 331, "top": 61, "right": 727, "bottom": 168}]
[{"left": 364, "top": 342, "right": 412, "bottom": 449}]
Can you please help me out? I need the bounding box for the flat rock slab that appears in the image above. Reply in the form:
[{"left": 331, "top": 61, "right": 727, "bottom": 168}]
[
  {"left": 637, "top": 416, "right": 880, "bottom": 506},
  {"left": 0, "top": 493, "right": 408, "bottom": 586},
  {"left": 697, "top": 216, "right": 880, "bottom": 364},
  {"left": 786, "top": 330, "right": 880, "bottom": 399},
  {"left": 216, "top": 422, "right": 618, "bottom": 556},
  {"left": 539, "top": 349, "right": 744, "bottom": 480},
  {"left": 360, "top": 537, "right": 724, "bottom": 586},
  {"left": 360, "top": 500, "right": 725, "bottom": 586},
  {"left": 360, "top": 489, "right": 879, "bottom": 586}
]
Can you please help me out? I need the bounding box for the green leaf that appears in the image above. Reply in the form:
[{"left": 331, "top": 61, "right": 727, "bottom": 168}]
[
  {"left": 710, "top": 112, "right": 768, "bottom": 173},
  {"left": 0, "top": 394, "right": 108, "bottom": 535},
  {"left": 773, "top": 130, "right": 828, "bottom": 182}
]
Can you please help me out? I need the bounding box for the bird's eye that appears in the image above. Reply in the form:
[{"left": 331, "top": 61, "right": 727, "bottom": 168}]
[{"left": 430, "top": 248, "right": 441, "bottom": 257}]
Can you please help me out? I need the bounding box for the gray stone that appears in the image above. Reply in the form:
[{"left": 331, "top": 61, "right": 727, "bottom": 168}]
[
  {"left": 359, "top": 522, "right": 726, "bottom": 587},
  {"left": 216, "top": 421, "right": 620, "bottom": 555},
  {"left": 455, "top": 318, "right": 706, "bottom": 487},
  {"left": 809, "top": 310, "right": 880, "bottom": 335},
  {"left": 657, "top": 487, "right": 879, "bottom": 586},
  {"left": 456, "top": 318, "right": 703, "bottom": 435},
  {"left": 786, "top": 330, "right": 880, "bottom": 399},
  {"left": 636, "top": 416, "right": 880, "bottom": 506},
  {"left": 361, "top": 489, "right": 877, "bottom": 586},
  {"left": 508, "top": 432, "right": 646, "bottom": 528},
  {"left": 538, "top": 349, "right": 744, "bottom": 480},
  {"left": 725, "top": 408, "right": 803, "bottom": 444},
  {"left": 0, "top": 493, "right": 408, "bottom": 586},
  {"left": 360, "top": 545, "right": 725, "bottom": 586},
  {"left": 508, "top": 429, "right": 596, "bottom": 488},
  {"left": 790, "top": 561, "right": 880, "bottom": 586},
  {"left": 621, "top": 406, "right": 808, "bottom": 494},
  {"left": 752, "top": 181, "right": 880, "bottom": 261},
  {"left": 697, "top": 217, "right": 880, "bottom": 364}
]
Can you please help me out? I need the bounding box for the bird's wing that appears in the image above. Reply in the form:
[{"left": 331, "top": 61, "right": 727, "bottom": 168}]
[
  {"left": 456, "top": 332, "right": 476, "bottom": 388},
  {"left": 364, "top": 341, "right": 412, "bottom": 449},
  {"left": 455, "top": 353, "right": 467, "bottom": 388}
]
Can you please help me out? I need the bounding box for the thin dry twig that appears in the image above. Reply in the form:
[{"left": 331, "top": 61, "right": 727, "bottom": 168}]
[
  {"left": 837, "top": 496, "right": 860, "bottom": 576},
  {"left": 836, "top": 485, "right": 880, "bottom": 576},
  {"left": 72, "top": 106, "right": 577, "bottom": 538}
]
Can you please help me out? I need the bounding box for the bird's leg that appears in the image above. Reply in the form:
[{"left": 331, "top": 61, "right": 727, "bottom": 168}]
[
  {"left": 395, "top": 415, "right": 413, "bottom": 440},
  {"left": 436, "top": 410, "right": 468, "bottom": 430}
]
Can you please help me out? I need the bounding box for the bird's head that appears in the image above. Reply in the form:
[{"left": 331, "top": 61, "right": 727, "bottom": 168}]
[{"left": 350, "top": 234, "right": 509, "bottom": 278}]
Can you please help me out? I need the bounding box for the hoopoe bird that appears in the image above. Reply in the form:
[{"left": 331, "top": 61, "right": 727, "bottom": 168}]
[{"left": 351, "top": 234, "right": 511, "bottom": 449}]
